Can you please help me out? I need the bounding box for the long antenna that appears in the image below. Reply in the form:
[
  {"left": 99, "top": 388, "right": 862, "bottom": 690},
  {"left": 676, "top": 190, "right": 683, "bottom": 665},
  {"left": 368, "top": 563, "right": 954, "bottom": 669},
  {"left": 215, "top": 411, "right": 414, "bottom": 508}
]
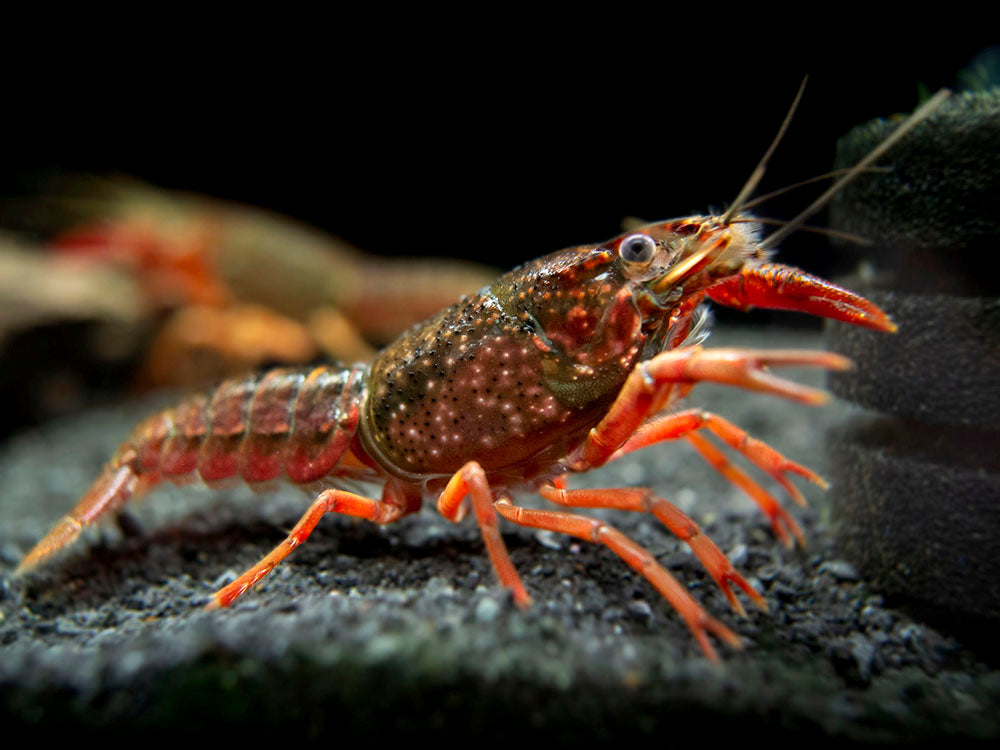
[
  {"left": 759, "top": 88, "right": 951, "bottom": 251},
  {"left": 720, "top": 76, "right": 808, "bottom": 225},
  {"left": 739, "top": 166, "right": 892, "bottom": 212}
]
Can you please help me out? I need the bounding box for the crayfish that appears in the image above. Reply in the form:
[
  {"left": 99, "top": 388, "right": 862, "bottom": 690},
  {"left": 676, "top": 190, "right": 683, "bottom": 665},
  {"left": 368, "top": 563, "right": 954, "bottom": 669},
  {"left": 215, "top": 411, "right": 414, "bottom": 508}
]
[{"left": 16, "top": 86, "right": 949, "bottom": 660}]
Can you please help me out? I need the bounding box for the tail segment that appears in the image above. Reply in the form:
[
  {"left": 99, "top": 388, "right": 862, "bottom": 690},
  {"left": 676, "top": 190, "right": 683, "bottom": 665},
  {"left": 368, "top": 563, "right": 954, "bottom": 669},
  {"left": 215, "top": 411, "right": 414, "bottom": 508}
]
[{"left": 15, "top": 447, "right": 151, "bottom": 574}]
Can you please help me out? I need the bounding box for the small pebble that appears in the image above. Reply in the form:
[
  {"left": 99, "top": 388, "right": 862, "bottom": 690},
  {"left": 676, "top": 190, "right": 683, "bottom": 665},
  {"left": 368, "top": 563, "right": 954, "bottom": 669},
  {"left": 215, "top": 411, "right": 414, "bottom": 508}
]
[
  {"left": 474, "top": 596, "right": 500, "bottom": 622},
  {"left": 819, "top": 560, "right": 861, "bottom": 582},
  {"left": 627, "top": 600, "right": 653, "bottom": 620}
]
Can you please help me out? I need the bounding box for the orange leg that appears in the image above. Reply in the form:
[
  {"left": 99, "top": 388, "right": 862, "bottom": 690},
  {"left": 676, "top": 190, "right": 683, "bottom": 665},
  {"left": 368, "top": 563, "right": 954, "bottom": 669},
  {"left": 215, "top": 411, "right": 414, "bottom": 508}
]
[
  {"left": 208, "top": 480, "right": 420, "bottom": 609},
  {"left": 686, "top": 432, "right": 804, "bottom": 548},
  {"left": 605, "top": 409, "right": 826, "bottom": 547},
  {"left": 539, "top": 485, "right": 766, "bottom": 615},
  {"left": 581, "top": 346, "right": 849, "bottom": 469},
  {"left": 612, "top": 409, "right": 826, "bottom": 504},
  {"left": 494, "top": 499, "right": 742, "bottom": 662},
  {"left": 437, "top": 461, "right": 530, "bottom": 608}
]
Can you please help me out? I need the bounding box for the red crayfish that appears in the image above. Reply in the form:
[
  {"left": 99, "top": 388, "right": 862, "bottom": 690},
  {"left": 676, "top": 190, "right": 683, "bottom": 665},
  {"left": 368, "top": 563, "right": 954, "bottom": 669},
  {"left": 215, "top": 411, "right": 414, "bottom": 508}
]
[{"left": 16, "top": 87, "right": 949, "bottom": 660}]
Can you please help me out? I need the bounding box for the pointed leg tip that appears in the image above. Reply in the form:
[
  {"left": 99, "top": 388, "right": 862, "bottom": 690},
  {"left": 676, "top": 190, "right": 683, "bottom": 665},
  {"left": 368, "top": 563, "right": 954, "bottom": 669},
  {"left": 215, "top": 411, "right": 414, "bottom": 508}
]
[
  {"left": 694, "top": 632, "right": 721, "bottom": 663},
  {"left": 770, "top": 521, "right": 793, "bottom": 548},
  {"left": 14, "top": 547, "right": 52, "bottom": 577},
  {"left": 702, "top": 648, "right": 721, "bottom": 664},
  {"left": 714, "top": 625, "right": 745, "bottom": 653},
  {"left": 783, "top": 482, "right": 809, "bottom": 508},
  {"left": 723, "top": 573, "right": 767, "bottom": 617},
  {"left": 829, "top": 354, "right": 853, "bottom": 371},
  {"left": 735, "top": 579, "right": 769, "bottom": 613},
  {"left": 207, "top": 581, "right": 245, "bottom": 610},
  {"left": 724, "top": 590, "right": 746, "bottom": 617},
  {"left": 805, "top": 390, "right": 832, "bottom": 406},
  {"left": 695, "top": 613, "right": 745, "bottom": 661}
]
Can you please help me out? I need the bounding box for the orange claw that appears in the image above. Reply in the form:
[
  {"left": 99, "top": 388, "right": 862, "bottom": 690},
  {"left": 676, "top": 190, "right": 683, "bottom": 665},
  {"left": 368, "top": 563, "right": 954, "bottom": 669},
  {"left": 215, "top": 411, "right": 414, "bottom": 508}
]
[{"left": 707, "top": 263, "right": 897, "bottom": 332}]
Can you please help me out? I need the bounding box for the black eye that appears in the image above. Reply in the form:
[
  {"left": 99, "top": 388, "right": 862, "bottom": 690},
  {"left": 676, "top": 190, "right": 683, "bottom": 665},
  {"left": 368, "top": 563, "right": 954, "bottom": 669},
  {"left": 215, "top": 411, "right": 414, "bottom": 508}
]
[{"left": 619, "top": 234, "right": 656, "bottom": 264}]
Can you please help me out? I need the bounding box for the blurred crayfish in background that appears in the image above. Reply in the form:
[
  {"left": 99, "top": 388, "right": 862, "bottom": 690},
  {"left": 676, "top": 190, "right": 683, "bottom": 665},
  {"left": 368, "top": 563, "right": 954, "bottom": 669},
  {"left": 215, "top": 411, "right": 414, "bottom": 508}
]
[{"left": 0, "top": 177, "right": 495, "bottom": 431}]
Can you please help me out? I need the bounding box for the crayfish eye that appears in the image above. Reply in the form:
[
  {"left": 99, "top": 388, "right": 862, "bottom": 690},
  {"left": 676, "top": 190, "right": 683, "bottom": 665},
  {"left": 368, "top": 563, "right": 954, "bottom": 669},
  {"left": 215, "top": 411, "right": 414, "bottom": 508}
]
[{"left": 619, "top": 234, "right": 656, "bottom": 265}]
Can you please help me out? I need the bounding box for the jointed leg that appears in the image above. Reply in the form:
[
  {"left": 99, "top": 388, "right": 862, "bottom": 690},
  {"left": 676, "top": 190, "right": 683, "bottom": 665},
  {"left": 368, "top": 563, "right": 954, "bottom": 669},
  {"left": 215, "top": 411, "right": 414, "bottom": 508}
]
[
  {"left": 574, "top": 349, "right": 843, "bottom": 548},
  {"left": 582, "top": 347, "right": 849, "bottom": 469},
  {"left": 495, "top": 499, "right": 742, "bottom": 662},
  {"left": 604, "top": 408, "right": 826, "bottom": 546},
  {"left": 208, "top": 481, "right": 418, "bottom": 608},
  {"left": 685, "top": 432, "right": 804, "bottom": 548},
  {"left": 611, "top": 409, "right": 826, "bottom": 505},
  {"left": 437, "top": 461, "right": 530, "bottom": 608},
  {"left": 539, "top": 484, "right": 766, "bottom": 615}
]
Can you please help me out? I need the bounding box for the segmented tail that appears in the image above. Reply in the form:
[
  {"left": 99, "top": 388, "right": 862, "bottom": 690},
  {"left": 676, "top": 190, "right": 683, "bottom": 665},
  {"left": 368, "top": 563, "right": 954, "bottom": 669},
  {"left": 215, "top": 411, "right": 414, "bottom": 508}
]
[{"left": 17, "top": 363, "right": 367, "bottom": 573}]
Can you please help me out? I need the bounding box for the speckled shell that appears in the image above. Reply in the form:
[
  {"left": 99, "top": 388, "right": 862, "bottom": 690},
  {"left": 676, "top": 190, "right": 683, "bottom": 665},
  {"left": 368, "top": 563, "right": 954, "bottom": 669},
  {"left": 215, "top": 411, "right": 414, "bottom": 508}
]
[
  {"left": 360, "top": 245, "right": 646, "bottom": 481},
  {"left": 120, "top": 365, "right": 368, "bottom": 488}
]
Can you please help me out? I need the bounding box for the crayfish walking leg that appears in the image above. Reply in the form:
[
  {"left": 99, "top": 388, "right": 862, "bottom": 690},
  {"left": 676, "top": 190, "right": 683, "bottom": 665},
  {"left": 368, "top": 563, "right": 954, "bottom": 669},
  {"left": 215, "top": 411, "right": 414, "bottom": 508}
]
[
  {"left": 576, "top": 347, "right": 849, "bottom": 545},
  {"left": 608, "top": 409, "right": 828, "bottom": 547},
  {"left": 539, "top": 484, "right": 766, "bottom": 616},
  {"left": 494, "top": 498, "right": 743, "bottom": 662},
  {"left": 209, "top": 479, "right": 422, "bottom": 608}
]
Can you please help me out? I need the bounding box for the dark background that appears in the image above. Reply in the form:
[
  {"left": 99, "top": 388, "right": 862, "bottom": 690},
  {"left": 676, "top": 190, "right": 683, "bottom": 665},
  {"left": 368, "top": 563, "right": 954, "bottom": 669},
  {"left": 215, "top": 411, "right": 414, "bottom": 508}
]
[{"left": 4, "top": 38, "right": 995, "bottom": 275}]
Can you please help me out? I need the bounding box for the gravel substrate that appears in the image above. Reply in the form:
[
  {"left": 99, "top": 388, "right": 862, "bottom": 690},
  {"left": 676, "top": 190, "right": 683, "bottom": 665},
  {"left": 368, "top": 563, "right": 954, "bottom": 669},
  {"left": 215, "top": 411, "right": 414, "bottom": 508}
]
[{"left": 1, "top": 327, "right": 997, "bottom": 743}]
